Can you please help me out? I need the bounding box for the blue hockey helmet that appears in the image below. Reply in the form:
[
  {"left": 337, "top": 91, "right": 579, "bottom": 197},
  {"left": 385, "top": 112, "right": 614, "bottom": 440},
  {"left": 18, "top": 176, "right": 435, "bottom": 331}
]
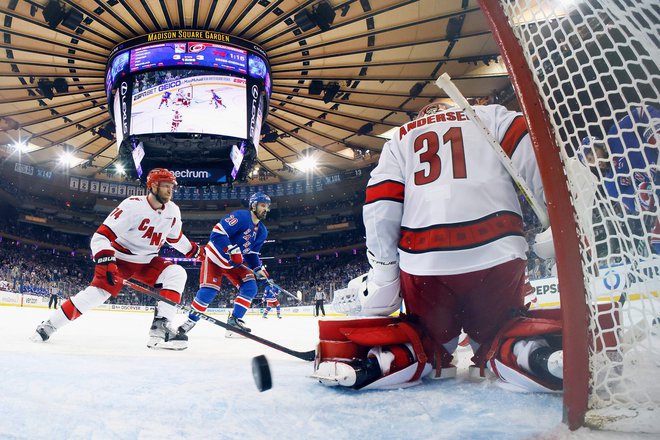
[
  {"left": 578, "top": 136, "right": 604, "bottom": 165},
  {"left": 249, "top": 192, "right": 271, "bottom": 210}
]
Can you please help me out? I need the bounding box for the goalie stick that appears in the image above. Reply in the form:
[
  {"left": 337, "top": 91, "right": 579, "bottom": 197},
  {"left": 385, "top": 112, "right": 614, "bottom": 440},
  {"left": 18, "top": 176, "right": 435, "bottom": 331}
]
[
  {"left": 435, "top": 73, "right": 550, "bottom": 229},
  {"left": 123, "top": 279, "right": 315, "bottom": 361}
]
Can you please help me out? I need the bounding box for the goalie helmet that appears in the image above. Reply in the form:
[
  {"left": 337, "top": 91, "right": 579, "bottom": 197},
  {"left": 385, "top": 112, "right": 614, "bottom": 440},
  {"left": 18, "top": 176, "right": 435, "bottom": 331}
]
[
  {"left": 417, "top": 100, "right": 450, "bottom": 119},
  {"left": 146, "top": 168, "right": 177, "bottom": 189}
]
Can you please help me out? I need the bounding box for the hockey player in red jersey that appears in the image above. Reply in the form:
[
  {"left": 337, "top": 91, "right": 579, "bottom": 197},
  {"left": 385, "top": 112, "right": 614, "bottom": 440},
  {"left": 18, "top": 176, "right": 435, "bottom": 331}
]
[
  {"left": 316, "top": 101, "right": 563, "bottom": 391},
  {"left": 32, "top": 168, "right": 205, "bottom": 350},
  {"left": 171, "top": 110, "right": 183, "bottom": 132}
]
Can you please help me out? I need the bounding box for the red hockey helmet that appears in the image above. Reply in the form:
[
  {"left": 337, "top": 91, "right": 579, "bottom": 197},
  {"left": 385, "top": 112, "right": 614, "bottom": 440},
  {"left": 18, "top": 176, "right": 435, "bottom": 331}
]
[{"left": 146, "top": 168, "right": 177, "bottom": 188}]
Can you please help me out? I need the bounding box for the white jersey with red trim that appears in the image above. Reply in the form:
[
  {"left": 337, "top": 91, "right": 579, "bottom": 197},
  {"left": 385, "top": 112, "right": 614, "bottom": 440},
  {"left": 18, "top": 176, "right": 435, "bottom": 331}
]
[
  {"left": 364, "top": 105, "right": 544, "bottom": 276},
  {"left": 91, "top": 195, "right": 193, "bottom": 264}
]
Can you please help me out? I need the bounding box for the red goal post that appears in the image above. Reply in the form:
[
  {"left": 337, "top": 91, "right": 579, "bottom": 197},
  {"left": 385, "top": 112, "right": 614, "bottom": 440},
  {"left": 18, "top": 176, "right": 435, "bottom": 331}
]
[{"left": 478, "top": 0, "right": 659, "bottom": 432}]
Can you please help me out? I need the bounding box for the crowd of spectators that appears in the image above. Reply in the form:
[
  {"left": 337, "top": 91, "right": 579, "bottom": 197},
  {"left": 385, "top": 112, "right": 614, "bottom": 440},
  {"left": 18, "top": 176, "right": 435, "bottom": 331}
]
[
  {"left": 0, "top": 237, "right": 91, "bottom": 297},
  {"left": 0, "top": 182, "right": 555, "bottom": 307}
]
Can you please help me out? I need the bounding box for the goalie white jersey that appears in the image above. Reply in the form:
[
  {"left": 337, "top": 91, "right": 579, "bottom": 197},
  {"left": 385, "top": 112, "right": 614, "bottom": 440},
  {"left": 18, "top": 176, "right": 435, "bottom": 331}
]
[
  {"left": 364, "top": 105, "right": 544, "bottom": 276},
  {"left": 92, "top": 195, "right": 192, "bottom": 264}
]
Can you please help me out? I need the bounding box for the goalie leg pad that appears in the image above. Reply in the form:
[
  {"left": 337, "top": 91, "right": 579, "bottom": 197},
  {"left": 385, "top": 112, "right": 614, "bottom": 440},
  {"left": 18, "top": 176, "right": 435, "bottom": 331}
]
[
  {"left": 483, "top": 317, "right": 563, "bottom": 392},
  {"left": 314, "top": 317, "right": 431, "bottom": 389}
]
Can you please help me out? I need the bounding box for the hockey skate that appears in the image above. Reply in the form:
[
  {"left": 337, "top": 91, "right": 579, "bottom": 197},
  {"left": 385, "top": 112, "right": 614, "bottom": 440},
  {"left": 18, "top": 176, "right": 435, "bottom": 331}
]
[
  {"left": 31, "top": 320, "right": 56, "bottom": 342},
  {"left": 225, "top": 315, "right": 250, "bottom": 338},
  {"left": 176, "top": 319, "right": 197, "bottom": 336},
  {"left": 147, "top": 316, "right": 188, "bottom": 350}
]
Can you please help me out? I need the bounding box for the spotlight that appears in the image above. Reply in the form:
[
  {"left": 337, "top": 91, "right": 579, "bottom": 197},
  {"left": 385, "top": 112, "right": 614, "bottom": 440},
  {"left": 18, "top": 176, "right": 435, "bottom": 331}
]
[
  {"left": 42, "top": 0, "right": 64, "bottom": 29},
  {"left": 37, "top": 79, "right": 54, "bottom": 100},
  {"left": 309, "top": 80, "right": 324, "bottom": 95},
  {"left": 357, "top": 123, "right": 374, "bottom": 135},
  {"left": 322, "top": 82, "right": 340, "bottom": 103},
  {"left": 53, "top": 78, "right": 69, "bottom": 93}
]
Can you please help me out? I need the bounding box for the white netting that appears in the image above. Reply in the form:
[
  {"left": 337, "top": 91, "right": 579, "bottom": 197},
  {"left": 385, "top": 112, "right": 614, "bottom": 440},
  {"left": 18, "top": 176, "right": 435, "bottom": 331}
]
[{"left": 496, "top": 0, "right": 659, "bottom": 432}]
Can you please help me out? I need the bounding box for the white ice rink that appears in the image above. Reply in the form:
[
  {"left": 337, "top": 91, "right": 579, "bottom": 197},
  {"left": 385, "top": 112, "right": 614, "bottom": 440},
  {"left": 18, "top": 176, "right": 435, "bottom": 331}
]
[{"left": 1, "top": 306, "right": 657, "bottom": 440}]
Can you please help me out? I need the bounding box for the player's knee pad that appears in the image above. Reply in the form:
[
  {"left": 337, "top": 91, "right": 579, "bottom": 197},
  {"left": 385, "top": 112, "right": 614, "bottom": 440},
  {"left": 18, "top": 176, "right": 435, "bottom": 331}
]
[
  {"left": 484, "top": 317, "right": 563, "bottom": 392},
  {"left": 313, "top": 317, "right": 432, "bottom": 390},
  {"left": 156, "top": 264, "right": 187, "bottom": 301},
  {"left": 238, "top": 279, "right": 257, "bottom": 301}
]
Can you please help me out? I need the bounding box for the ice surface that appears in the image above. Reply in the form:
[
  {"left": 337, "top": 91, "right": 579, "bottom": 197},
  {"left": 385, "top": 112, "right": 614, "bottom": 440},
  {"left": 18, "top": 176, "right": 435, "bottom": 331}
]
[{"left": 1, "top": 307, "right": 657, "bottom": 440}]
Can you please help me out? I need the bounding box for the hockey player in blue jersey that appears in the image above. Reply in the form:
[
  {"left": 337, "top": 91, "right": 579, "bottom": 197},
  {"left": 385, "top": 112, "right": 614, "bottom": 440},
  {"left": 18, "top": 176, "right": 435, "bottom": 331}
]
[
  {"left": 210, "top": 89, "right": 226, "bottom": 109},
  {"left": 581, "top": 105, "right": 659, "bottom": 254},
  {"left": 262, "top": 284, "right": 281, "bottom": 319},
  {"left": 158, "top": 91, "right": 171, "bottom": 109},
  {"left": 177, "top": 192, "right": 271, "bottom": 337},
  {"left": 605, "top": 105, "right": 659, "bottom": 254}
]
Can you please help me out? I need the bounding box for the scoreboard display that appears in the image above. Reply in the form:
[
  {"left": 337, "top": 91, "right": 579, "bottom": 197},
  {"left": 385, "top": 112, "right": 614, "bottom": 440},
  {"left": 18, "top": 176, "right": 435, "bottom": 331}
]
[
  {"left": 129, "top": 42, "right": 248, "bottom": 75},
  {"left": 104, "top": 31, "right": 271, "bottom": 183}
]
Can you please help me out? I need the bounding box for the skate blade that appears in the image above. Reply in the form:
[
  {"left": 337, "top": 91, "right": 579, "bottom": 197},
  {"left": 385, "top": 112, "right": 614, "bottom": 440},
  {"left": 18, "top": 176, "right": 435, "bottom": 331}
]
[
  {"left": 147, "top": 337, "right": 188, "bottom": 350},
  {"left": 30, "top": 332, "right": 47, "bottom": 343},
  {"left": 225, "top": 331, "right": 246, "bottom": 339}
]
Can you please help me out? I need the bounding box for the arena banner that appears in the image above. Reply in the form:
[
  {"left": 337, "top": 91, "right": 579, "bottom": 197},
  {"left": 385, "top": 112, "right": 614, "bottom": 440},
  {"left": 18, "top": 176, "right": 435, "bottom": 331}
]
[
  {"left": 21, "top": 293, "right": 51, "bottom": 307},
  {"left": 529, "top": 259, "right": 659, "bottom": 309},
  {"left": 0, "top": 290, "right": 20, "bottom": 306}
]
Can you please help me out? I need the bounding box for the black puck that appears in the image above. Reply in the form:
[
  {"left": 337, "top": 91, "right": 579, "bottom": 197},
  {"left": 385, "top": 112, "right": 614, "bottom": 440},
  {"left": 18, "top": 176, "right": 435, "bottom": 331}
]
[{"left": 252, "top": 355, "right": 272, "bottom": 392}]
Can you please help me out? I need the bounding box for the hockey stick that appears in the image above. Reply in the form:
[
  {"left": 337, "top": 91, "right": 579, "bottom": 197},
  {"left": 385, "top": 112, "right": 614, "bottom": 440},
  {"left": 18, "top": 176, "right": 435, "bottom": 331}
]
[
  {"left": 123, "top": 279, "right": 316, "bottom": 361},
  {"left": 435, "top": 73, "right": 550, "bottom": 229},
  {"left": 240, "top": 264, "right": 303, "bottom": 303},
  {"left": 266, "top": 280, "right": 302, "bottom": 303}
]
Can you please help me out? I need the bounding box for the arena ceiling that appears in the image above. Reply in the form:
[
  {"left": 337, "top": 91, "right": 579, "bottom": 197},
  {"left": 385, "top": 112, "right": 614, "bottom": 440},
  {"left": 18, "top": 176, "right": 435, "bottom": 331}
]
[{"left": 0, "top": 0, "right": 513, "bottom": 182}]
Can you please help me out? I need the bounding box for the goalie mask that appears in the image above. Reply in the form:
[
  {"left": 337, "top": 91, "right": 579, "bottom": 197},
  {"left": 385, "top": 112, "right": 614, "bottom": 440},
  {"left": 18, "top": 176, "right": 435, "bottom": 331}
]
[{"left": 417, "top": 100, "right": 450, "bottom": 119}]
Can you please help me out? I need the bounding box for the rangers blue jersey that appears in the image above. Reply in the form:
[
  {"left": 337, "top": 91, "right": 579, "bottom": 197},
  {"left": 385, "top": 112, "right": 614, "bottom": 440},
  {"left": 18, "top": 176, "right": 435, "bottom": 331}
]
[
  {"left": 205, "top": 209, "right": 268, "bottom": 270},
  {"left": 264, "top": 285, "right": 279, "bottom": 300},
  {"left": 605, "top": 105, "right": 659, "bottom": 214}
]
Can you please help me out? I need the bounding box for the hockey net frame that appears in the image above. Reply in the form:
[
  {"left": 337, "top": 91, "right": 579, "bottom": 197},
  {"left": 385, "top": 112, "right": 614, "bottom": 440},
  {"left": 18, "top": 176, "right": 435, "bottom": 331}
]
[{"left": 478, "top": 0, "right": 659, "bottom": 432}]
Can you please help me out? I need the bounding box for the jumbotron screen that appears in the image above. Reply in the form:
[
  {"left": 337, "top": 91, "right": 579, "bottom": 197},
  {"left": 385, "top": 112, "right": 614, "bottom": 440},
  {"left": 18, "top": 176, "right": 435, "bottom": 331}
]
[{"left": 105, "top": 31, "right": 270, "bottom": 182}]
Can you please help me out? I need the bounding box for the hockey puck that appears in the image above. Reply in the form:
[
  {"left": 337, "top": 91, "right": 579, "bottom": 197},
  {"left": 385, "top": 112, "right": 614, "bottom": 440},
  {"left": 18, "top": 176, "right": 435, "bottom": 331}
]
[{"left": 252, "top": 355, "right": 272, "bottom": 392}]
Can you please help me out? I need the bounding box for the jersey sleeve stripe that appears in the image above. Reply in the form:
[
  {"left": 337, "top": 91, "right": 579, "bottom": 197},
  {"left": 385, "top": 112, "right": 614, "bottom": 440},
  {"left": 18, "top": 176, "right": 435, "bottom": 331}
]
[
  {"left": 206, "top": 243, "right": 231, "bottom": 267},
  {"left": 96, "top": 224, "right": 117, "bottom": 242},
  {"left": 365, "top": 180, "right": 405, "bottom": 205},
  {"left": 398, "top": 211, "right": 524, "bottom": 253},
  {"left": 166, "top": 229, "right": 183, "bottom": 243},
  {"left": 112, "top": 241, "right": 134, "bottom": 255},
  {"left": 213, "top": 223, "right": 228, "bottom": 235},
  {"left": 500, "top": 115, "right": 528, "bottom": 158}
]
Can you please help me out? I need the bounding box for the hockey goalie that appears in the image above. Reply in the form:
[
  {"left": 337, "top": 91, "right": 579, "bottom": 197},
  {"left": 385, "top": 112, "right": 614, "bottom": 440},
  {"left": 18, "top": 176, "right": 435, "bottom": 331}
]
[{"left": 312, "top": 101, "right": 565, "bottom": 392}]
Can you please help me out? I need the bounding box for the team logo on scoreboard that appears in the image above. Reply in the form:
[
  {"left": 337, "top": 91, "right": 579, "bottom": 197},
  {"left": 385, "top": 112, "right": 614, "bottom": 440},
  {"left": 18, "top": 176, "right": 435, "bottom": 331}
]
[{"left": 174, "top": 43, "right": 186, "bottom": 53}]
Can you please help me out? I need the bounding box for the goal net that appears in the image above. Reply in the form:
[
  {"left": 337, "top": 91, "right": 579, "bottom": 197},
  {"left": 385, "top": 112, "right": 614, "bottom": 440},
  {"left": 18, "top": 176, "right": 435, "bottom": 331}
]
[
  {"left": 479, "top": 0, "right": 659, "bottom": 432},
  {"left": 175, "top": 85, "right": 193, "bottom": 106}
]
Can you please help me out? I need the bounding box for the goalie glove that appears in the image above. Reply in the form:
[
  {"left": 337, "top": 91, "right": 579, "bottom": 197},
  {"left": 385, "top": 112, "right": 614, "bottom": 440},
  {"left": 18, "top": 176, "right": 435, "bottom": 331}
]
[
  {"left": 333, "top": 269, "right": 401, "bottom": 316},
  {"left": 533, "top": 227, "right": 555, "bottom": 259},
  {"left": 366, "top": 250, "right": 399, "bottom": 284},
  {"left": 223, "top": 244, "right": 243, "bottom": 266}
]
